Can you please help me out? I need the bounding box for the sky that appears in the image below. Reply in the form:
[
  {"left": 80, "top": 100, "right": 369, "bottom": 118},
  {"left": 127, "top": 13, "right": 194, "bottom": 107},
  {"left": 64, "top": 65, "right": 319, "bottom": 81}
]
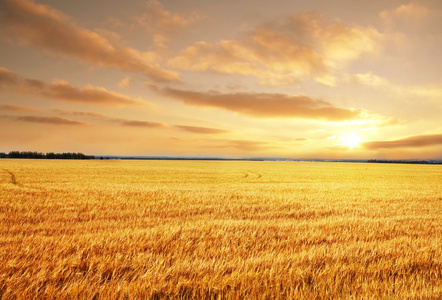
[{"left": 0, "top": 0, "right": 442, "bottom": 159}]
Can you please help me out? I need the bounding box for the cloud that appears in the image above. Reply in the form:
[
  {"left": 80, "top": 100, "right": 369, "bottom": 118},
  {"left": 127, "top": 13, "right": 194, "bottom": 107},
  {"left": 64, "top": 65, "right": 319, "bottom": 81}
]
[
  {"left": 350, "top": 72, "right": 442, "bottom": 109},
  {"left": 208, "top": 139, "right": 275, "bottom": 152},
  {"left": 378, "top": 3, "right": 442, "bottom": 83},
  {"left": 120, "top": 119, "right": 166, "bottom": 128},
  {"left": 169, "top": 12, "right": 381, "bottom": 85},
  {"left": 0, "top": 67, "right": 145, "bottom": 107},
  {"left": 380, "top": 3, "right": 440, "bottom": 35},
  {"left": 351, "top": 72, "right": 390, "bottom": 88},
  {"left": 160, "top": 87, "right": 361, "bottom": 121},
  {"left": 53, "top": 109, "right": 166, "bottom": 128},
  {"left": 326, "top": 145, "right": 350, "bottom": 151},
  {"left": 117, "top": 76, "right": 132, "bottom": 89},
  {"left": 1, "top": 115, "right": 89, "bottom": 126},
  {"left": 0, "top": 0, "right": 179, "bottom": 81},
  {"left": 228, "top": 140, "right": 272, "bottom": 151},
  {"left": 0, "top": 104, "right": 39, "bottom": 112},
  {"left": 106, "top": 0, "right": 202, "bottom": 50},
  {"left": 175, "top": 125, "right": 230, "bottom": 134},
  {"left": 135, "top": 0, "right": 202, "bottom": 34},
  {"left": 54, "top": 109, "right": 228, "bottom": 133},
  {"left": 362, "top": 134, "right": 442, "bottom": 150},
  {"left": 293, "top": 138, "right": 308, "bottom": 142}
]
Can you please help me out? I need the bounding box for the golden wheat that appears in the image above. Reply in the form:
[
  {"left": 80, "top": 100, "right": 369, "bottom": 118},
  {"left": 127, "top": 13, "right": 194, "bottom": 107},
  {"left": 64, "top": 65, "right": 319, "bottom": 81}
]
[{"left": 0, "top": 159, "right": 441, "bottom": 299}]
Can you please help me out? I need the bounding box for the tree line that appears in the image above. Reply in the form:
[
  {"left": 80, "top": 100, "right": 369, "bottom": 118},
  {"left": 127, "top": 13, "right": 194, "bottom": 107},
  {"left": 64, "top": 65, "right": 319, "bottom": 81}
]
[
  {"left": 0, "top": 151, "right": 95, "bottom": 159},
  {"left": 367, "top": 159, "right": 432, "bottom": 164}
]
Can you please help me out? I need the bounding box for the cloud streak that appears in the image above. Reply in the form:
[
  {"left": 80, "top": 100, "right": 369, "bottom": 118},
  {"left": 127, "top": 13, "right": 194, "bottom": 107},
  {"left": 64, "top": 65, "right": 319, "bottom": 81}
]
[
  {"left": 0, "top": 0, "right": 179, "bottom": 81},
  {"left": 54, "top": 109, "right": 230, "bottom": 134},
  {"left": 1, "top": 115, "right": 89, "bottom": 126},
  {"left": 53, "top": 109, "right": 166, "bottom": 128},
  {"left": 207, "top": 139, "right": 276, "bottom": 152},
  {"left": 0, "top": 104, "right": 40, "bottom": 112},
  {"left": 135, "top": 0, "right": 202, "bottom": 34},
  {"left": 0, "top": 67, "right": 145, "bottom": 107},
  {"left": 362, "top": 134, "right": 442, "bottom": 150},
  {"left": 175, "top": 125, "right": 230, "bottom": 134},
  {"left": 160, "top": 87, "right": 361, "bottom": 121}
]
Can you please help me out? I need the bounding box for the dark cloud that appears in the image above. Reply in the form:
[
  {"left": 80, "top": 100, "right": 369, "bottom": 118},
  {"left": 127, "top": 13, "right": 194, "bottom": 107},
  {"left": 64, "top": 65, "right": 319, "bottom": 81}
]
[
  {"left": 0, "top": 67, "right": 145, "bottom": 107},
  {"left": 0, "top": 104, "right": 40, "bottom": 112},
  {"left": 161, "top": 87, "right": 361, "bottom": 121},
  {"left": 120, "top": 120, "right": 165, "bottom": 128},
  {"left": 1, "top": 115, "right": 89, "bottom": 126},
  {"left": 0, "top": 0, "right": 179, "bottom": 81},
  {"left": 175, "top": 125, "right": 230, "bottom": 134},
  {"left": 53, "top": 109, "right": 166, "bottom": 128},
  {"left": 362, "top": 134, "right": 442, "bottom": 150}
]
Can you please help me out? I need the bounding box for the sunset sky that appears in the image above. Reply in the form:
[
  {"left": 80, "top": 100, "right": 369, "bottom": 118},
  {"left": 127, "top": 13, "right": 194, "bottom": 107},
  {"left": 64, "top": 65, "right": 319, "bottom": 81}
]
[{"left": 1, "top": 0, "right": 441, "bottom": 159}]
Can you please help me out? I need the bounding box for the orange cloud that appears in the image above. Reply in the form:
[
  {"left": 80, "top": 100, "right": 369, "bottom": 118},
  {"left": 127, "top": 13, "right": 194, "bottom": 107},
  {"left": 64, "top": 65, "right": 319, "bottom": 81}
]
[
  {"left": 0, "top": 104, "right": 39, "bottom": 112},
  {"left": 169, "top": 13, "right": 381, "bottom": 85},
  {"left": 106, "top": 1, "right": 202, "bottom": 50},
  {"left": 0, "top": 0, "right": 179, "bottom": 81},
  {"left": 207, "top": 139, "right": 275, "bottom": 152},
  {"left": 53, "top": 109, "right": 166, "bottom": 128},
  {"left": 135, "top": 0, "right": 202, "bottom": 34},
  {"left": 175, "top": 125, "right": 230, "bottom": 134},
  {"left": 1, "top": 115, "right": 89, "bottom": 126},
  {"left": 379, "top": 3, "right": 442, "bottom": 83},
  {"left": 0, "top": 67, "right": 145, "bottom": 107},
  {"left": 362, "top": 134, "right": 442, "bottom": 150},
  {"left": 117, "top": 76, "right": 132, "bottom": 89},
  {"left": 120, "top": 120, "right": 166, "bottom": 128},
  {"left": 380, "top": 3, "right": 437, "bottom": 33},
  {"left": 160, "top": 87, "right": 361, "bottom": 121}
]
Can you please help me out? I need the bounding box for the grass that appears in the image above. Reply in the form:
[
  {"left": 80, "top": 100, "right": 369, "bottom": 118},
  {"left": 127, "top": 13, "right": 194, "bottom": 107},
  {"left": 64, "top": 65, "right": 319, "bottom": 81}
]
[{"left": 0, "top": 159, "right": 441, "bottom": 299}]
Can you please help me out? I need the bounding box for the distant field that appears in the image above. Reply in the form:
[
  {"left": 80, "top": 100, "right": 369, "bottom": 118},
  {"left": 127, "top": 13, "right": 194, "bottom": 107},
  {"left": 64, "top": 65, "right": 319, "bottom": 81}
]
[{"left": 0, "top": 159, "right": 441, "bottom": 299}]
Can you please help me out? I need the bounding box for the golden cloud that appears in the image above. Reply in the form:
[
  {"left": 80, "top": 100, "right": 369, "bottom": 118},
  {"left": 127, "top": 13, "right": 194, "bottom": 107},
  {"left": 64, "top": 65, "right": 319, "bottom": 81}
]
[
  {"left": 362, "top": 134, "right": 442, "bottom": 150},
  {"left": 169, "top": 13, "right": 381, "bottom": 85},
  {"left": 0, "top": 104, "right": 40, "bottom": 113},
  {"left": 53, "top": 109, "right": 166, "bottom": 128},
  {"left": 161, "top": 87, "right": 361, "bottom": 121},
  {"left": 380, "top": 3, "right": 437, "bottom": 33},
  {"left": 117, "top": 76, "right": 132, "bottom": 89},
  {"left": 1, "top": 115, "right": 89, "bottom": 126},
  {"left": 206, "top": 139, "right": 275, "bottom": 152},
  {"left": 135, "top": 0, "right": 202, "bottom": 34},
  {"left": 0, "top": 0, "right": 179, "bottom": 81},
  {"left": 0, "top": 67, "right": 145, "bottom": 107},
  {"left": 175, "top": 125, "right": 230, "bottom": 134}
]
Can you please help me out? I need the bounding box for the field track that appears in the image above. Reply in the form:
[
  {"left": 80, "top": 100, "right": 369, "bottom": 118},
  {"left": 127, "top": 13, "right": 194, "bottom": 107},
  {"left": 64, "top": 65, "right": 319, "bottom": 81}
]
[
  {"left": 0, "top": 159, "right": 441, "bottom": 299},
  {"left": 1, "top": 168, "right": 18, "bottom": 185}
]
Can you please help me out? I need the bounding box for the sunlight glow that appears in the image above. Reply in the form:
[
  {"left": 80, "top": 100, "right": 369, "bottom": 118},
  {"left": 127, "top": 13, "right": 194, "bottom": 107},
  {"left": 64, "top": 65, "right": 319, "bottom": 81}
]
[{"left": 340, "top": 133, "right": 362, "bottom": 149}]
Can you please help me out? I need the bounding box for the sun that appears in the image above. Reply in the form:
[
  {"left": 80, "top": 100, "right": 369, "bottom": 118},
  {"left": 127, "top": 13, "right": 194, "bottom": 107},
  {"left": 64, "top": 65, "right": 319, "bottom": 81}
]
[{"left": 341, "top": 133, "right": 362, "bottom": 149}]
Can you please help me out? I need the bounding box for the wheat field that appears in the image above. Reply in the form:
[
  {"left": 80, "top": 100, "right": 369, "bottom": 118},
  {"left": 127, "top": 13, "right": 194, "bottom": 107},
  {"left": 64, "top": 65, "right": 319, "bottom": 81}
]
[{"left": 0, "top": 159, "right": 441, "bottom": 299}]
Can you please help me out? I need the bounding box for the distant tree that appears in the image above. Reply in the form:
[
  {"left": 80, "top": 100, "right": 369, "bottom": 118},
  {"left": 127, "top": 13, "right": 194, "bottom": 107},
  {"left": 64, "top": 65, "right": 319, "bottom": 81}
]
[
  {"left": 8, "top": 151, "right": 21, "bottom": 158},
  {"left": 4, "top": 151, "right": 94, "bottom": 159}
]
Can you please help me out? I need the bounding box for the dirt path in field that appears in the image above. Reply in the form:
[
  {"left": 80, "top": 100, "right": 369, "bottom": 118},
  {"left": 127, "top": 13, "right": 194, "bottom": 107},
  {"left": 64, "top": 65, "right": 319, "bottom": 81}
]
[
  {"left": 243, "top": 172, "right": 262, "bottom": 179},
  {"left": 1, "top": 168, "right": 19, "bottom": 185}
]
